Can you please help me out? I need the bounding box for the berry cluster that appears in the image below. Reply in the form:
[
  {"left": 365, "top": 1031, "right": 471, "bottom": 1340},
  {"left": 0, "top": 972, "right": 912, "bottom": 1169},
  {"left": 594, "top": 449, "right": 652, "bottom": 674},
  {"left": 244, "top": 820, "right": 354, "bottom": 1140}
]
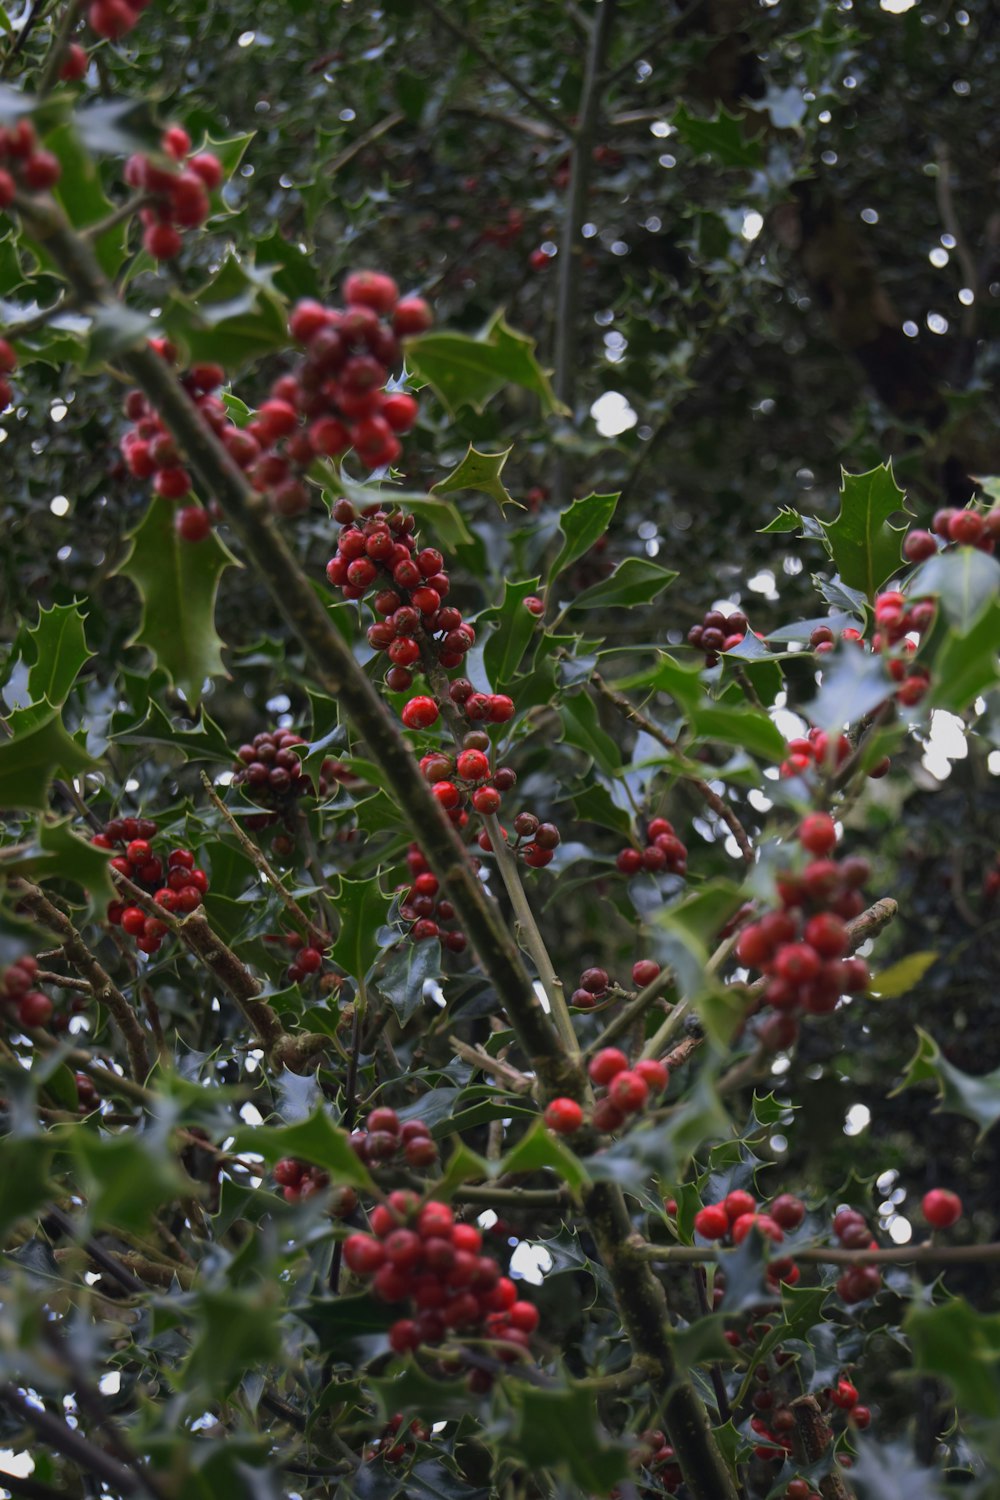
[
  {"left": 364, "top": 1413, "right": 432, "bottom": 1466},
  {"left": 88, "top": 0, "right": 149, "bottom": 41},
  {"left": 348, "top": 1107, "right": 439, "bottom": 1170},
  {"left": 829, "top": 1206, "right": 882, "bottom": 1304},
  {"left": 627, "top": 1430, "right": 684, "bottom": 1494},
  {"left": 124, "top": 126, "right": 224, "bottom": 261},
  {"left": 0, "top": 120, "right": 61, "bottom": 211},
  {"left": 569, "top": 963, "right": 613, "bottom": 1010},
  {"left": 281, "top": 273, "right": 429, "bottom": 472},
  {"left": 734, "top": 813, "right": 870, "bottom": 1051},
  {"left": 871, "top": 589, "right": 934, "bottom": 707},
  {"left": 326, "top": 500, "right": 473, "bottom": 701},
  {"left": 687, "top": 606, "right": 749, "bottom": 667},
  {"left": 272, "top": 932, "right": 332, "bottom": 986},
  {"left": 232, "top": 728, "right": 328, "bottom": 808},
  {"left": 615, "top": 817, "right": 688, "bottom": 878},
  {"left": 121, "top": 347, "right": 226, "bottom": 538},
  {"left": 544, "top": 1046, "right": 671, "bottom": 1137},
  {"left": 1, "top": 956, "right": 58, "bottom": 1031},
  {"left": 399, "top": 844, "right": 467, "bottom": 951},
  {"left": 342, "top": 1193, "right": 538, "bottom": 1368},
  {"left": 96, "top": 817, "right": 209, "bottom": 954},
  {"left": 273, "top": 1157, "right": 332, "bottom": 1203},
  {"left": 694, "top": 1189, "right": 803, "bottom": 1290},
  {"left": 904, "top": 503, "right": 1000, "bottom": 560}
]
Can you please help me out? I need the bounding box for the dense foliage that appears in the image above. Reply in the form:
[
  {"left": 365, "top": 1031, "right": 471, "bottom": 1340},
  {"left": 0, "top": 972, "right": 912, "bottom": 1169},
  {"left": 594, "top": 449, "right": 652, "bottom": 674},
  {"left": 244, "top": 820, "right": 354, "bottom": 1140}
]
[{"left": 1, "top": 1, "right": 999, "bottom": 1498}]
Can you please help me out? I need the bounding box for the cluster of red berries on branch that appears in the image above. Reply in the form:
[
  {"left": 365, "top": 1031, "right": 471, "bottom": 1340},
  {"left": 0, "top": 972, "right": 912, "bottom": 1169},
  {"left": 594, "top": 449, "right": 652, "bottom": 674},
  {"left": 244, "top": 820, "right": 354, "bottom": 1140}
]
[
  {"left": 261, "top": 931, "right": 334, "bottom": 987},
  {"left": 734, "top": 813, "right": 871, "bottom": 1052},
  {"left": 124, "top": 126, "right": 224, "bottom": 262},
  {"left": 626, "top": 1430, "right": 685, "bottom": 1494},
  {"left": 363, "top": 1413, "right": 432, "bottom": 1466},
  {"left": 1, "top": 955, "right": 62, "bottom": 1032},
  {"left": 808, "top": 587, "right": 935, "bottom": 710},
  {"left": 544, "top": 1046, "right": 671, "bottom": 1137},
  {"left": 273, "top": 1157, "right": 332, "bottom": 1204},
  {"left": 0, "top": 119, "right": 61, "bottom": 211},
  {"left": 566, "top": 958, "right": 661, "bottom": 1011},
  {"left": 232, "top": 728, "right": 341, "bottom": 810},
  {"left": 778, "top": 724, "right": 890, "bottom": 781},
  {"left": 121, "top": 348, "right": 226, "bottom": 538},
  {"left": 687, "top": 606, "right": 749, "bottom": 667},
  {"left": 97, "top": 817, "right": 208, "bottom": 954},
  {"left": 347, "top": 1107, "right": 440, "bottom": 1170},
  {"left": 694, "top": 1189, "right": 804, "bottom": 1290},
  {"left": 399, "top": 844, "right": 467, "bottom": 951},
  {"left": 903, "top": 503, "right": 1000, "bottom": 560},
  {"left": 615, "top": 816, "right": 688, "bottom": 878},
  {"left": 88, "top": 0, "right": 149, "bottom": 41},
  {"left": 342, "top": 1193, "right": 538, "bottom": 1374},
  {"left": 829, "top": 1206, "right": 882, "bottom": 1303},
  {"left": 474, "top": 801, "right": 562, "bottom": 870},
  {"left": 325, "top": 501, "right": 468, "bottom": 697}
]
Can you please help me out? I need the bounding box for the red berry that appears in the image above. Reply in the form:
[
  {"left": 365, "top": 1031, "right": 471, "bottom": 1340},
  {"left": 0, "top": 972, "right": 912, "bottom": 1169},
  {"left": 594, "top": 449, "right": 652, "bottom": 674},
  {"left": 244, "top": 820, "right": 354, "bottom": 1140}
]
[
  {"left": 632, "top": 959, "right": 661, "bottom": 988},
  {"left": 472, "top": 786, "right": 501, "bottom": 815},
  {"left": 508, "top": 1300, "right": 539, "bottom": 1333},
  {"left": 694, "top": 1205, "right": 730, "bottom": 1240},
  {"left": 588, "top": 1048, "right": 628, "bottom": 1086},
  {"left": 633, "top": 1058, "right": 669, "bottom": 1093},
  {"left": 393, "top": 297, "right": 433, "bottom": 337},
  {"left": 417, "top": 1201, "right": 454, "bottom": 1239},
  {"left": 608, "top": 1070, "right": 649, "bottom": 1113},
  {"left": 176, "top": 505, "right": 211, "bottom": 541},
  {"left": 832, "top": 1380, "right": 858, "bottom": 1410},
  {"left": 121, "top": 907, "right": 147, "bottom": 937},
  {"left": 401, "top": 696, "right": 439, "bottom": 730},
  {"left": 162, "top": 124, "right": 192, "bottom": 160},
  {"left": 59, "top": 42, "right": 89, "bottom": 80},
  {"left": 343, "top": 1234, "right": 385, "bottom": 1275},
  {"left": 456, "top": 749, "right": 489, "bottom": 783},
  {"left": 723, "top": 1190, "right": 756, "bottom": 1222},
  {"left": 850, "top": 1405, "right": 871, "bottom": 1429},
  {"left": 580, "top": 966, "right": 609, "bottom": 994},
  {"left": 948, "top": 510, "right": 984, "bottom": 546},
  {"left": 144, "top": 222, "right": 183, "bottom": 261},
  {"left": 731, "top": 1213, "right": 784, "bottom": 1246},
  {"left": 770, "top": 1194, "right": 805, "bottom": 1230},
  {"left": 189, "top": 153, "right": 224, "bottom": 190},
  {"left": 544, "top": 1098, "right": 583, "bottom": 1134},
  {"left": 922, "top": 1188, "right": 962, "bottom": 1228},
  {"left": 798, "top": 812, "right": 838, "bottom": 855}
]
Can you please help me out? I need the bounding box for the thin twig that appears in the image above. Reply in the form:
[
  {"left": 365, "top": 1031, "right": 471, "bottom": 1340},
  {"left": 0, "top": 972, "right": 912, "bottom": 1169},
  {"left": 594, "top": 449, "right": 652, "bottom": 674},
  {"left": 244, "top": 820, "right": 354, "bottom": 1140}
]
[
  {"left": 450, "top": 1037, "right": 535, "bottom": 1094},
  {"left": 326, "top": 111, "right": 405, "bottom": 176},
  {"left": 412, "top": 0, "right": 569, "bottom": 136},
  {"left": 37, "top": 0, "right": 84, "bottom": 94},
  {"left": 199, "top": 772, "right": 317, "bottom": 936}
]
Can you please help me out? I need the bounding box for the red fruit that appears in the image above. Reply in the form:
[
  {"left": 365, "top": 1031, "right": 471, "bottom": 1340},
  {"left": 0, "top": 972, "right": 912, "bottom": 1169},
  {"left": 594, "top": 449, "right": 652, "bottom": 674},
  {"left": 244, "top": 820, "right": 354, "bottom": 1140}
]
[
  {"left": 770, "top": 1194, "right": 806, "bottom": 1230},
  {"left": 88, "top": 0, "right": 138, "bottom": 39},
  {"left": 633, "top": 1058, "right": 669, "bottom": 1093},
  {"left": 735, "top": 924, "right": 772, "bottom": 968},
  {"left": 591, "top": 1097, "right": 625, "bottom": 1133},
  {"left": 188, "top": 152, "right": 224, "bottom": 190},
  {"left": 60, "top": 43, "right": 89, "bottom": 80},
  {"left": 472, "top": 786, "right": 501, "bottom": 815},
  {"left": 432, "top": 780, "right": 460, "bottom": 810},
  {"left": 903, "top": 529, "right": 937, "bottom": 563},
  {"left": 948, "top": 510, "right": 984, "bottom": 546},
  {"left": 616, "top": 847, "right": 642, "bottom": 875},
  {"left": 0, "top": 171, "right": 14, "bottom": 211},
  {"left": 850, "top": 1405, "right": 871, "bottom": 1429},
  {"left": 401, "top": 696, "right": 439, "bottom": 730},
  {"left": 176, "top": 505, "right": 211, "bottom": 541},
  {"left": 798, "top": 812, "right": 837, "bottom": 856},
  {"left": 588, "top": 1047, "right": 628, "bottom": 1086},
  {"left": 162, "top": 124, "right": 192, "bottom": 160},
  {"left": 22, "top": 150, "right": 61, "bottom": 190},
  {"left": 388, "top": 1318, "right": 421, "bottom": 1353},
  {"left": 608, "top": 1070, "right": 649, "bottom": 1113},
  {"left": 417, "top": 1201, "right": 454, "bottom": 1239},
  {"left": 381, "top": 392, "right": 419, "bottom": 432},
  {"left": 832, "top": 1380, "right": 858, "bottom": 1410},
  {"left": 922, "top": 1188, "right": 962, "bottom": 1228},
  {"left": 693, "top": 1205, "right": 730, "bottom": 1240},
  {"left": 804, "top": 913, "right": 847, "bottom": 959},
  {"left": 343, "top": 1233, "right": 386, "bottom": 1276},
  {"left": 143, "top": 222, "right": 183, "bottom": 261},
  {"left": 580, "top": 966, "right": 609, "bottom": 994},
  {"left": 289, "top": 299, "right": 331, "bottom": 343},
  {"left": 509, "top": 1300, "right": 539, "bottom": 1333},
  {"left": 344, "top": 269, "right": 399, "bottom": 313},
  {"left": 544, "top": 1098, "right": 583, "bottom": 1134},
  {"left": 121, "top": 906, "right": 147, "bottom": 937},
  {"left": 724, "top": 1190, "right": 756, "bottom": 1223},
  {"left": 18, "top": 991, "right": 54, "bottom": 1027},
  {"left": 392, "top": 297, "right": 433, "bottom": 336},
  {"left": 775, "top": 943, "right": 821, "bottom": 984},
  {"left": 456, "top": 749, "right": 490, "bottom": 782},
  {"left": 632, "top": 959, "right": 661, "bottom": 988},
  {"left": 731, "top": 1213, "right": 784, "bottom": 1246}
]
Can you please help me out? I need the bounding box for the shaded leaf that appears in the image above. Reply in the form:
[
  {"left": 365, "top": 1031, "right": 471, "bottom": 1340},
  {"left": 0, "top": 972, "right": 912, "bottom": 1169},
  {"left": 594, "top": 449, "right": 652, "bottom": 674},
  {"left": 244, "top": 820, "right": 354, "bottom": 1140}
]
[
  {"left": 911, "top": 547, "right": 1000, "bottom": 633},
  {"left": 481, "top": 577, "right": 541, "bottom": 689},
  {"left": 0, "top": 702, "right": 97, "bottom": 812},
  {"left": 499, "top": 1119, "right": 590, "bottom": 1195},
  {"left": 234, "top": 1109, "right": 375, "bottom": 1190},
  {"left": 871, "top": 951, "right": 938, "bottom": 999},
  {"left": 407, "top": 313, "right": 565, "bottom": 415},
  {"left": 671, "top": 105, "right": 764, "bottom": 168},
  {"left": 508, "top": 1383, "right": 630, "bottom": 1494},
  {"left": 904, "top": 1299, "right": 1000, "bottom": 1420},
  {"left": 375, "top": 939, "right": 441, "bottom": 1025},
  {"left": 330, "top": 876, "right": 393, "bottom": 982},
  {"left": 549, "top": 492, "right": 619, "bottom": 582},
  {"left": 569, "top": 557, "right": 677, "bottom": 611}
]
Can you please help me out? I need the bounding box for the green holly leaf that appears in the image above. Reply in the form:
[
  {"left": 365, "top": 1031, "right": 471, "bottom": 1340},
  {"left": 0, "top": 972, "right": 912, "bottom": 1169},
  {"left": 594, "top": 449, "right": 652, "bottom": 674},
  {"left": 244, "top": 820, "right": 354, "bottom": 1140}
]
[
  {"left": 481, "top": 577, "right": 542, "bottom": 689},
  {"left": 0, "top": 702, "right": 97, "bottom": 812},
  {"left": 819, "top": 464, "right": 910, "bottom": 600},
  {"left": 164, "top": 253, "right": 289, "bottom": 368},
  {"left": 115, "top": 500, "right": 239, "bottom": 708},
  {"left": 0, "top": 1135, "right": 55, "bottom": 1239},
  {"left": 653, "top": 881, "right": 747, "bottom": 1003},
  {"left": 759, "top": 506, "right": 803, "bottom": 534},
  {"left": 559, "top": 692, "right": 622, "bottom": 775},
  {"left": 911, "top": 546, "right": 1000, "bottom": 633},
  {"left": 905, "top": 1299, "right": 1000, "bottom": 1419},
  {"left": 871, "top": 951, "right": 938, "bottom": 999},
  {"left": 72, "top": 1130, "right": 189, "bottom": 1233},
  {"left": 687, "top": 705, "right": 786, "bottom": 761},
  {"left": 893, "top": 1027, "right": 1000, "bottom": 1138},
  {"left": 406, "top": 312, "right": 566, "bottom": 415},
  {"left": 375, "top": 939, "right": 441, "bottom": 1025},
  {"left": 182, "top": 1287, "right": 282, "bottom": 1395},
  {"left": 549, "top": 492, "right": 620, "bottom": 582},
  {"left": 233, "top": 1109, "right": 375, "bottom": 1190},
  {"left": 809, "top": 648, "right": 890, "bottom": 733},
  {"left": 371, "top": 1364, "right": 476, "bottom": 1424},
  {"left": 499, "top": 1119, "right": 590, "bottom": 1196},
  {"left": 930, "top": 601, "right": 1000, "bottom": 712},
  {"left": 329, "top": 876, "right": 393, "bottom": 982},
  {"left": 84, "top": 302, "right": 154, "bottom": 372},
  {"left": 570, "top": 782, "right": 633, "bottom": 837},
  {"left": 110, "top": 699, "right": 234, "bottom": 763},
  {"left": 671, "top": 105, "right": 765, "bottom": 168},
  {"left": 1, "top": 816, "right": 115, "bottom": 906},
  {"left": 508, "top": 1383, "right": 630, "bottom": 1494},
  {"left": 43, "top": 121, "right": 126, "bottom": 278},
  {"left": 24, "top": 602, "right": 93, "bottom": 706},
  {"left": 432, "top": 445, "right": 518, "bottom": 514},
  {"left": 569, "top": 557, "right": 677, "bottom": 611}
]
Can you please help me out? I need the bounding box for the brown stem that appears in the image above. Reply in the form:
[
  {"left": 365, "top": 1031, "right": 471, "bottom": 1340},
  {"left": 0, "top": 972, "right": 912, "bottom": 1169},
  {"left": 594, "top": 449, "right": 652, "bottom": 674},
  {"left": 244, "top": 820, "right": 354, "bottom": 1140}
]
[
  {"left": 790, "top": 1395, "right": 854, "bottom": 1500},
  {"left": 10, "top": 877, "right": 150, "bottom": 1078},
  {"left": 199, "top": 771, "right": 317, "bottom": 936},
  {"left": 0, "top": 1384, "right": 147, "bottom": 1496}
]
